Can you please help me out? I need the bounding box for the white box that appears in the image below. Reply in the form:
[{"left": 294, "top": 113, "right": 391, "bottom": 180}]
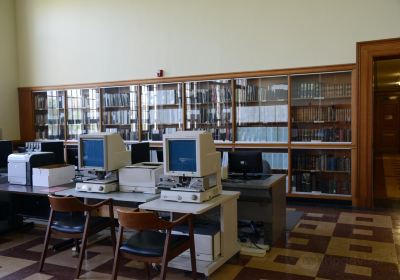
[
  {"left": 173, "top": 223, "right": 221, "bottom": 261},
  {"left": 32, "top": 164, "right": 75, "bottom": 187}
]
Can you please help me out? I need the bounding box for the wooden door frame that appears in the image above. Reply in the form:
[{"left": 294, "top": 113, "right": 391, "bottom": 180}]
[{"left": 356, "top": 37, "right": 400, "bottom": 208}]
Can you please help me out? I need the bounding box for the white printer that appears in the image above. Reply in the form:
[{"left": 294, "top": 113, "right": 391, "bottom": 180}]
[
  {"left": 119, "top": 162, "right": 163, "bottom": 194},
  {"left": 8, "top": 152, "right": 55, "bottom": 185}
]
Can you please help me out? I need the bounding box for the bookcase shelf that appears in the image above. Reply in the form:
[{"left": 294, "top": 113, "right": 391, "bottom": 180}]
[{"left": 19, "top": 64, "right": 356, "bottom": 203}]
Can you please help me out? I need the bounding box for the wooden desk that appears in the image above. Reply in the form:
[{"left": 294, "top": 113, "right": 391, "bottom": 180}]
[
  {"left": 222, "top": 174, "right": 287, "bottom": 245},
  {"left": 139, "top": 191, "right": 240, "bottom": 277}
]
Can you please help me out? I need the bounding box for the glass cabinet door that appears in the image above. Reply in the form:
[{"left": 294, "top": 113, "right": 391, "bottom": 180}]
[
  {"left": 185, "top": 80, "right": 232, "bottom": 142},
  {"left": 291, "top": 72, "right": 352, "bottom": 143},
  {"left": 235, "top": 76, "right": 288, "bottom": 143},
  {"left": 141, "top": 83, "right": 183, "bottom": 141},
  {"left": 33, "top": 90, "right": 65, "bottom": 140},
  {"left": 66, "top": 88, "right": 100, "bottom": 140},
  {"left": 101, "top": 86, "right": 139, "bottom": 141},
  {"left": 291, "top": 149, "right": 351, "bottom": 195}
]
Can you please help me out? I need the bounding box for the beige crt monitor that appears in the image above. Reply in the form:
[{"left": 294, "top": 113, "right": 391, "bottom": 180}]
[
  {"left": 78, "top": 132, "right": 130, "bottom": 172},
  {"left": 163, "top": 130, "right": 220, "bottom": 178}
]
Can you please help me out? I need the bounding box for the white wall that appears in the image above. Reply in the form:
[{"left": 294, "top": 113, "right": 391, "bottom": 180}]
[
  {"left": 0, "top": 0, "right": 19, "bottom": 140},
  {"left": 14, "top": 0, "right": 400, "bottom": 88}
]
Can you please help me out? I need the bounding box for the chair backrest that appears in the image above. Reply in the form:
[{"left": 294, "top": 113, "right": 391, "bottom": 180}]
[
  {"left": 117, "top": 209, "right": 171, "bottom": 231},
  {"left": 48, "top": 195, "right": 87, "bottom": 212}
]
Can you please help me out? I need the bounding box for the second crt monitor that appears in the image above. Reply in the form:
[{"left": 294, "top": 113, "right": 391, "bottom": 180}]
[{"left": 163, "top": 130, "right": 220, "bottom": 178}]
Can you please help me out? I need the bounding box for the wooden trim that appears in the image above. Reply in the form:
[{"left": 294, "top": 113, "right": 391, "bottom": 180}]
[
  {"left": 287, "top": 193, "right": 352, "bottom": 201},
  {"left": 18, "top": 63, "right": 355, "bottom": 92},
  {"left": 231, "top": 79, "right": 236, "bottom": 143},
  {"left": 18, "top": 88, "right": 35, "bottom": 141},
  {"left": 356, "top": 37, "right": 400, "bottom": 208},
  {"left": 137, "top": 85, "right": 142, "bottom": 142},
  {"left": 182, "top": 83, "right": 187, "bottom": 131}
]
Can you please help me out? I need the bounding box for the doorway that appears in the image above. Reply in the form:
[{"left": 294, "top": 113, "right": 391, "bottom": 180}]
[
  {"left": 357, "top": 38, "right": 400, "bottom": 208},
  {"left": 373, "top": 58, "right": 400, "bottom": 205}
]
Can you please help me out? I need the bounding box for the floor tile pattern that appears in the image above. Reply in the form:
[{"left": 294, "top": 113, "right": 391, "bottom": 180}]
[{"left": 0, "top": 207, "right": 400, "bottom": 279}]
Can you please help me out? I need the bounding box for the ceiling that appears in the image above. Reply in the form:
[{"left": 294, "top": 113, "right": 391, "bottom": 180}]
[{"left": 374, "top": 58, "right": 400, "bottom": 92}]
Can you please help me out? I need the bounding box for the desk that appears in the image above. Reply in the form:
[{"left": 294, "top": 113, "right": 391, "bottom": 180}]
[
  {"left": 222, "top": 174, "right": 286, "bottom": 244},
  {"left": 139, "top": 190, "right": 240, "bottom": 277}
]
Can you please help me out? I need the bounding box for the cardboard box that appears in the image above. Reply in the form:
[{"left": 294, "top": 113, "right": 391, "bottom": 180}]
[{"left": 32, "top": 164, "right": 75, "bottom": 187}]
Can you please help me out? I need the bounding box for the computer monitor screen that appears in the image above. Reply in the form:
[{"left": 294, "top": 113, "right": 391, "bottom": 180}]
[
  {"left": 228, "top": 151, "right": 263, "bottom": 175},
  {"left": 82, "top": 139, "right": 104, "bottom": 168},
  {"left": 0, "top": 140, "right": 12, "bottom": 169},
  {"left": 168, "top": 139, "right": 196, "bottom": 172},
  {"left": 131, "top": 142, "right": 150, "bottom": 164}
]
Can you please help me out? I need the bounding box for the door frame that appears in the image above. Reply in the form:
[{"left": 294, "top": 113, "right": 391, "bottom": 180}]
[{"left": 356, "top": 37, "right": 400, "bottom": 208}]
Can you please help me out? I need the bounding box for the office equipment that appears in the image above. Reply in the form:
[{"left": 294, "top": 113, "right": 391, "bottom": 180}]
[
  {"left": 8, "top": 152, "right": 56, "bottom": 185},
  {"left": 111, "top": 209, "right": 196, "bottom": 280},
  {"left": 119, "top": 162, "right": 163, "bottom": 194},
  {"left": 222, "top": 174, "right": 286, "bottom": 245},
  {"left": 228, "top": 151, "right": 263, "bottom": 178},
  {"left": 160, "top": 131, "right": 221, "bottom": 203},
  {"left": 129, "top": 142, "right": 150, "bottom": 164},
  {"left": 25, "top": 141, "right": 65, "bottom": 164},
  {"left": 0, "top": 140, "right": 13, "bottom": 171},
  {"left": 32, "top": 164, "right": 75, "bottom": 187},
  {"left": 139, "top": 191, "right": 240, "bottom": 277},
  {"left": 75, "top": 133, "right": 130, "bottom": 193},
  {"left": 39, "top": 195, "right": 116, "bottom": 279},
  {"left": 66, "top": 145, "right": 78, "bottom": 167}
]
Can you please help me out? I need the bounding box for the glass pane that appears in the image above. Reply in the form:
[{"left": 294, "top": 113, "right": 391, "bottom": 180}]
[
  {"left": 102, "top": 86, "right": 139, "bottom": 141},
  {"left": 66, "top": 88, "right": 100, "bottom": 140},
  {"left": 235, "top": 76, "right": 288, "bottom": 142},
  {"left": 291, "top": 72, "right": 352, "bottom": 143},
  {"left": 33, "top": 90, "right": 65, "bottom": 140},
  {"left": 141, "top": 83, "right": 182, "bottom": 141},
  {"left": 291, "top": 149, "right": 351, "bottom": 195},
  {"left": 185, "top": 80, "right": 232, "bottom": 142}
]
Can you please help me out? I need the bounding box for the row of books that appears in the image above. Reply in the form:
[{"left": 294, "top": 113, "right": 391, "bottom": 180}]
[
  {"left": 292, "top": 81, "right": 351, "bottom": 99},
  {"left": 235, "top": 83, "right": 288, "bottom": 102},
  {"left": 145, "top": 108, "right": 183, "bottom": 125},
  {"left": 105, "top": 128, "right": 138, "bottom": 141},
  {"left": 236, "top": 105, "right": 288, "bottom": 123},
  {"left": 35, "top": 126, "right": 64, "bottom": 140},
  {"left": 142, "top": 127, "right": 178, "bottom": 141},
  {"left": 67, "top": 96, "right": 99, "bottom": 110},
  {"left": 292, "top": 173, "right": 351, "bottom": 195},
  {"left": 35, "top": 95, "right": 65, "bottom": 110},
  {"left": 142, "top": 89, "right": 179, "bottom": 106},
  {"left": 67, "top": 110, "right": 99, "bottom": 123},
  {"left": 291, "top": 128, "right": 351, "bottom": 142},
  {"left": 262, "top": 153, "right": 288, "bottom": 170},
  {"left": 103, "top": 110, "right": 136, "bottom": 125},
  {"left": 67, "top": 124, "right": 99, "bottom": 140},
  {"left": 292, "top": 107, "right": 351, "bottom": 122},
  {"left": 186, "top": 87, "right": 232, "bottom": 104},
  {"left": 236, "top": 127, "right": 288, "bottom": 142},
  {"left": 186, "top": 108, "right": 231, "bottom": 124},
  {"left": 103, "top": 93, "right": 133, "bottom": 107},
  {"left": 35, "top": 114, "right": 65, "bottom": 125},
  {"left": 292, "top": 153, "right": 351, "bottom": 171}
]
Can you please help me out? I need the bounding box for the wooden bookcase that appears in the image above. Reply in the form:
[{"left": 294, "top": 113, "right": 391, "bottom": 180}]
[{"left": 18, "top": 64, "right": 356, "bottom": 203}]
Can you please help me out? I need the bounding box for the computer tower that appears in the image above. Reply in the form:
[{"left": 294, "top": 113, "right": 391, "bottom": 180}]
[
  {"left": 130, "top": 142, "right": 150, "bottom": 164},
  {"left": 0, "top": 140, "right": 13, "bottom": 170},
  {"left": 25, "top": 141, "right": 64, "bottom": 164}
]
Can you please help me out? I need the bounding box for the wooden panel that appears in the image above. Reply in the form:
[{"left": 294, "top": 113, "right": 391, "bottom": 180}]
[
  {"left": 357, "top": 37, "right": 400, "bottom": 208},
  {"left": 18, "top": 88, "right": 35, "bottom": 141}
]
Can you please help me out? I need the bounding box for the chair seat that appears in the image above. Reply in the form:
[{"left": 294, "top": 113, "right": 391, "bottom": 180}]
[
  {"left": 120, "top": 230, "right": 189, "bottom": 257},
  {"left": 51, "top": 215, "right": 110, "bottom": 234}
]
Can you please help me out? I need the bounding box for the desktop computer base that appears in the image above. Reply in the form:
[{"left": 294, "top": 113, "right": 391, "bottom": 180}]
[{"left": 75, "top": 179, "right": 118, "bottom": 193}]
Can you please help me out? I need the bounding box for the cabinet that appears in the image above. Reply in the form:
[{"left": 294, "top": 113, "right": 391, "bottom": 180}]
[{"left": 19, "top": 64, "right": 356, "bottom": 202}]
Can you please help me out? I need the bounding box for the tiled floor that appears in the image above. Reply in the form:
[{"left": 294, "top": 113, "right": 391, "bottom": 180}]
[{"left": 1, "top": 206, "right": 400, "bottom": 279}]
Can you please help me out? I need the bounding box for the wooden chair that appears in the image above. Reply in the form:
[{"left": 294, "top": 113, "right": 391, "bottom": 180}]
[
  {"left": 111, "top": 209, "right": 197, "bottom": 280},
  {"left": 39, "top": 195, "right": 116, "bottom": 279}
]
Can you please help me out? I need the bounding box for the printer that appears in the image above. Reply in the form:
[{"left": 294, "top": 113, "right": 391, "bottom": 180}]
[
  {"left": 8, "top": 152, "right": 56, "bottom": 185},
  {"left": 119, "top": 162, "right": 163, "bottom": 194}
]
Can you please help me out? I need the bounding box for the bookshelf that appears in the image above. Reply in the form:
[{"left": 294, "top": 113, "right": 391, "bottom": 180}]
[
  {"left": 101, "top": 86, "right": 139, "bottom": 141},
  {"left": 185, "top": 80, "right": 232, "bottom": 142},
  {"left": 19, "top": 64, "right": 356, "bottom": 203},
  {"left": 141, "top": 82, "right": 183, "bottom": 141},
  {"left": 33, "top": 90, "right": 66, "bottom": 140},
  {"left": 66, "top": 88, "right": 100, "bottom": 140}
]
